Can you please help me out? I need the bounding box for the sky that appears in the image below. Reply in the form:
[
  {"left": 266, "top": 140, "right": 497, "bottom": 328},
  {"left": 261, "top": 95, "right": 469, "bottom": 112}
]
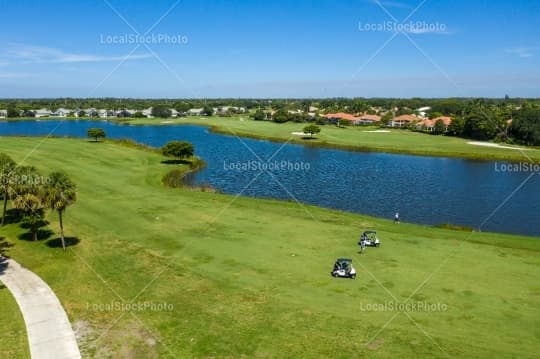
[{"left": 0, "top": 0, "right": 539, "bottom": 98}]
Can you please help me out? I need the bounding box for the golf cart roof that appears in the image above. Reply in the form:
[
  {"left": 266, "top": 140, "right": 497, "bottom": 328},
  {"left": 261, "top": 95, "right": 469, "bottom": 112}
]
[
  {"left": 363, "top": 230, "right": 377, "bottom": 235},
  {"left": 336, "top": 258, "right": 352, "bottom": 263}
]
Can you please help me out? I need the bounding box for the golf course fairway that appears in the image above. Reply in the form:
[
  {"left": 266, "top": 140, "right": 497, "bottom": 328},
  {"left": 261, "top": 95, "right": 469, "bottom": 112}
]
[{"left": 0, "top": 137, "right": 539, "bottom": 358}]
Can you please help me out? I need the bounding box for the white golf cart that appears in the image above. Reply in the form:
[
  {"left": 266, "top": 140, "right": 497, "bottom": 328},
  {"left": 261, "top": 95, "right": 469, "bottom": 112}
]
[
  {"left": 331, "top": 258, "right": 356, "bottom": 279},
  {"left": 359, "top": 230, "right": 380, "bottom": 248}
]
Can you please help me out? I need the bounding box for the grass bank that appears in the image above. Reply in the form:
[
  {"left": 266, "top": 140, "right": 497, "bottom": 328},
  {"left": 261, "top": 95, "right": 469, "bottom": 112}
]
[
  {"left": 0, "top": 137, "right": 539, "bottom": 358},
  {"left": 4, "top": 116, "right": 540, "bottom": 161},
  {"left": 124, "top": 116, "right": 540, "bottom": 162}
]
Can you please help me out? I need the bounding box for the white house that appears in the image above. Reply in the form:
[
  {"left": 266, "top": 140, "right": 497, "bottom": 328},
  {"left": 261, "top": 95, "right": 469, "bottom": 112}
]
[
  {"left": 188, "top": 108, "right": 204, "bottom": 116},
  {"left": 34, "top": 108, "right": 52, "bottom": 118},
  {"left": 170, "top": 109, "right": 179, "bottom": 117},
  {"left": 0, "top": 109, "right": 7, "bottom": 118},
  {"left": 142, "top": 107, "right": 153, "bottom": 118},
  {"left": 51, "top": 108, "right": 71, "bottom": 117}
]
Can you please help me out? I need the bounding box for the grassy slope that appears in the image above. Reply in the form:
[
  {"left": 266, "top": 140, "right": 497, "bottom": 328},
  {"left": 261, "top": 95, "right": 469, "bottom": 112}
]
[
  {"left": 0, "top": 137, "right": 539, "bottom": 358},
  {"left": 124, "top": 116, "right": 540, "bottom": 162}
]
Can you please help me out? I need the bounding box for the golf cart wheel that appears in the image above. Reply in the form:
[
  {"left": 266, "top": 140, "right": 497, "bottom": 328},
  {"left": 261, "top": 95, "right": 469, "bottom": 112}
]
[{"left": 351, "top": 274, "right": 356, "bottom": 279}]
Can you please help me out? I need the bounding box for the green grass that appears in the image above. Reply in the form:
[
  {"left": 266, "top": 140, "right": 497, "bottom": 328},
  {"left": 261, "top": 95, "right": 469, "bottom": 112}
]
[
  {"left": 0, "top": 137, "right": 539, "bottom": 358},
  {"left": 124, "top": 116, "right": 540, "bottom": 162},
  {"left": 0, "top": 276, "right": 29, "bottom": 358}
]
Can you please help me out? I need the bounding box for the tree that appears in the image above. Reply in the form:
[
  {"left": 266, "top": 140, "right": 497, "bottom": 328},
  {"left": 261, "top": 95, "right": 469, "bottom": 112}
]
[
  {"left": 303, "top": 124, "right": 321, "bottom": 137},
  {"left": 251, "top": 109, "right": 266, "bottom": 121},
  {"left": 433, "top": 119, "right": 445, "bottom": 134},
  {"left": 428, "top": 111, "right": 444, "bottom": 119},
  {"left": 43, "top": 172, "right": 77, "bottom": 251},
  {"left": 510, "top": 107, "right": 540, "bottom": 145},
  {"left": 7, "top": 104, "right": 19, "bottom": 118},
  {"left": 151, "top": 105, "right": 172, "bottom": 118},
  {"left": 87, "top": 128, "right": 106, "bottom": 142},
  {"left": 202, "top": 105, "right": 214, "bottom": 116},
  {"left": 448, "top": 116, "right": 465, "bottom": 136},
  {"left": 15, "top": 194, "right": 45, "bottom": 241},
  {"left": 132, "top": 111, "right": 146, "bottom": 118},
  {"left": 12, "top": 167, "right": 45, "bottom": 242},
  {"left": 0, "top": 153, "right": 16, "bottom": 226},
  {"left": 77, "top": 110, "right": 86, "bottom": 118},
  {"left": 273, "top": 109, "right": 289, "bottom": 123},
  {"left": 162, "top": 141, "right": 194, "bottom": 161},
  {"left": 463, "top": 108, "right": 501, "bottom": 140}
]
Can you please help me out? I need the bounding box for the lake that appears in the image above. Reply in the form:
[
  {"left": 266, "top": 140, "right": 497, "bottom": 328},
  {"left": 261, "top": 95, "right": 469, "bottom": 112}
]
[{"left": 1, "top": 119, "right": 538, "bottom": 236}]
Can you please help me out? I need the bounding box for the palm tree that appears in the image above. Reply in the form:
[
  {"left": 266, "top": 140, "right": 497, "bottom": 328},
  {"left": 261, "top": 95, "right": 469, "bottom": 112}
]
[
  {"left": 13, "top": 193, "right": 44, "bottom": 241},
  {"left": 44, "top": 172, "right": 77, "bottom": 251},
  {"left": 0, "top": 153, "right": 16, "bottom": 226},
  {"left": 12, "top": 166, "right": 45, "bottom": 241}
]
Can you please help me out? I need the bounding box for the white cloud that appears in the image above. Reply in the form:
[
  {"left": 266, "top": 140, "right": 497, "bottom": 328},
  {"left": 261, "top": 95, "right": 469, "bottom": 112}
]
[
  {"left": 505, "top": 47, "right": 539, "bottom": 58},
  {"left": 3, "top": 43, "right": 152, "bottom": 64}
]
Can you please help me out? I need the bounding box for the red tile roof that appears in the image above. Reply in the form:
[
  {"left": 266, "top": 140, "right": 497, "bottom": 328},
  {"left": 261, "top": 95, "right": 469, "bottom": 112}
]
[
  {"left": 392, "top": 114, "right": 418, "bottom": 123},
  {"left": 358, "top": 114, "right": 381, "bottom": 122},
  {"left": 323, "top": 112, "right": 358, "bottom": 121}
]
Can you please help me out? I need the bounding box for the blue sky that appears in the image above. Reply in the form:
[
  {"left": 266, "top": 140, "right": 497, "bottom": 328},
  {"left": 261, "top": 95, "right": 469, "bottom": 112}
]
[{"left": 0, "top": 0, "right": 538, "bottom": 98}]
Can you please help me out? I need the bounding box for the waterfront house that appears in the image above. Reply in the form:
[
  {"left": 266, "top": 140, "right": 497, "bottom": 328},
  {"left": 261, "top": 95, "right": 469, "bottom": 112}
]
[
  {"left": 415, "top": 116, "right": 452, "bottom": 132},
  {"left": 390, "top": 114, "right": 418, "bottom": 128}
]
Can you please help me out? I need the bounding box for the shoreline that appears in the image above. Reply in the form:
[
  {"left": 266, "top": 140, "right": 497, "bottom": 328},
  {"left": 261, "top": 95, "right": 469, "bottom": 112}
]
[
  {"left": 1, "top": 135, "right": 538, "bottom": 239},
  {"left": 2, "top": 116, "right": 539, "bottom": 162}
]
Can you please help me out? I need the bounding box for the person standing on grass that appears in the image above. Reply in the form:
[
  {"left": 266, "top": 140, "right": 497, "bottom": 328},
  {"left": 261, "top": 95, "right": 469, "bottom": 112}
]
[{"left": 394, "top": 212, "right": 400, "bottom": 224}]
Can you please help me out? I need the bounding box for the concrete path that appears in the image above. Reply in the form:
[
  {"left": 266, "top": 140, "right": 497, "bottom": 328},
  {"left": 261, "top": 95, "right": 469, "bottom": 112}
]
[{"left": 0, "top": 258, "right": 81, "bottom": 359}]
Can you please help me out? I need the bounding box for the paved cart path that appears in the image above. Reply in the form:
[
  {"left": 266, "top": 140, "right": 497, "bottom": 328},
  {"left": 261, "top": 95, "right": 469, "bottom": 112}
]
[{"left": 0, "top": 258, "right": 81, "bottom": 359}]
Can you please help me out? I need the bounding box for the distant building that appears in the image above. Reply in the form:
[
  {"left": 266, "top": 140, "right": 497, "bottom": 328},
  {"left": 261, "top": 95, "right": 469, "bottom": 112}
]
[
  {"left": 188, "top": 108, "right": 204, "bottom": 116},
  {"left": 357, "top": 114, "right": 381, "bottom": 125},
  {"left": 0, "top": 109, "right": 7, "bottom": 118},
  {"left": 34, "top": 108, "right": 52, "bottom": 118},
  {"left": 415, "top": 116, "right": 452, "bottom": 132},
  {"left": 390, "top": 114, "right": 418, "bottom": 128},
  {"left": 323, "top": 112, "right": 381, "bottom": 126}
]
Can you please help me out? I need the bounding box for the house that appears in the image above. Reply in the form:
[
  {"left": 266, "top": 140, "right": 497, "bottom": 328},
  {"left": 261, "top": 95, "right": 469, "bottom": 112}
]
[
  {"left": 357, "top": 114, "right": 381, "bottom": 125},
  {"left": 98, "top": 109, "right": 109, "bottom": 118},
  {"left": 51, "top": 108, "right": 72, "bottom": 117},
  {"left": 323, "top": 112, "right": 380, "bottom": 126},
  {"left": 34, "top": 108, "right": 52, "bottom": 118},
  {"left": 142, "top": 107, "right": 153, "bottom": 118},
  {"left": 416, "top": 116, "right": 452, "bottom": 132},
  {"left": 390, "top": 114, "right": 418, "bottom": 128},
  {"left": 323, "top": 112, "right": 361, "bottom": 125},
  {"left": 188, "top": 108, "right": 204, "bottom": 116},
  {"left": 170, "top": 109, "right": 179, "bottom": 117},
  {"left": 0, "top": 109, "right": 7, "bottom": 118}
]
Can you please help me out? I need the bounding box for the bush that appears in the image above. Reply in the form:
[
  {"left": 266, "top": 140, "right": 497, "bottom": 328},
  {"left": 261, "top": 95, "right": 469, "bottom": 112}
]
[{"left": 162, "top": 141, "right": 194, "bottom": 160}]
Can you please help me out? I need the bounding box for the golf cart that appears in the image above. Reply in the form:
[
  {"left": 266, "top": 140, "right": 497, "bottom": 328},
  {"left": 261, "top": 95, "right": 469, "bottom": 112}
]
[
  {"left": 359, "top": 230, "right": 380, "bottom": 248},
  {"left": 331, "top": 258, "right": 356, "bottom": 279}
]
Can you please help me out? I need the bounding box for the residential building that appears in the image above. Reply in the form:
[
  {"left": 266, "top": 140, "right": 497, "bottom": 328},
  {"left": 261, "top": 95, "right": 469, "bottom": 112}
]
[
  {"left": 390, "top": 114, "right": 418, "bottom": 128},
  {"left": 35, "top": 108, "right": 52, "bottom": 118},
  {"left": 415, "top": 116, "right": 452, "bottom": 132}
]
